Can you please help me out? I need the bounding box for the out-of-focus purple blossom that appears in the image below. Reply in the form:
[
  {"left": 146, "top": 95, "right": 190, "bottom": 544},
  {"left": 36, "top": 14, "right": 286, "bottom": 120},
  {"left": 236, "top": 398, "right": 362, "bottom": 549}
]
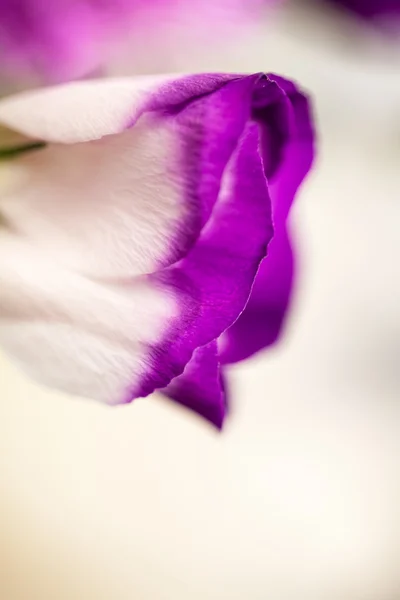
[
  {"left": 0, "top": 72, "right": 314, "bottom": 428},
  {"left": 0, "top": 0, "right": 139, "bottom": 82},
  {"left": 0, "top": 0, "right": 264, "bottom": 84}
]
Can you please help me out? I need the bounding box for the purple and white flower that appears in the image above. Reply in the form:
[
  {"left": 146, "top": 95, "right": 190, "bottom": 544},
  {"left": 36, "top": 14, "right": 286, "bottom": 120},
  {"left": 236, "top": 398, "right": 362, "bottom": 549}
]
[{"left": 0, "top": 72, "right": 314, "bottom": 427}]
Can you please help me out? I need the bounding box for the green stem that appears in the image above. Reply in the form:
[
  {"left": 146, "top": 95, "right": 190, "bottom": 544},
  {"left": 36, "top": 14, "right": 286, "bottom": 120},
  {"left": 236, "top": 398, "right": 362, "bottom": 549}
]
[{"left": 0, "top": 142, "right": 46, "bottom": 160}]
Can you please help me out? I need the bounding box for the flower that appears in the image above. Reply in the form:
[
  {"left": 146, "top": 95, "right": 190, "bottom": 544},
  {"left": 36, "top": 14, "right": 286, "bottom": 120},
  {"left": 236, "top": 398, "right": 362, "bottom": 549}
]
[
  {"left": 0, "top": 72, "right": 314, "bottom": 428},
  {"left": 0, "top": 0, "right": 263, "bottom": 85}
]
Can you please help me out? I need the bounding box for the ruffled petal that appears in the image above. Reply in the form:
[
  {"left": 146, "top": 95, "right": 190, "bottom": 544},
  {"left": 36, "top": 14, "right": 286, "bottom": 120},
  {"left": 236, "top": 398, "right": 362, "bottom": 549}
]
[
  {"left": 162, "top": 341, "right": 226, "bottom": 429},
  {"left": 136, "top": 74, "right": 297, "bottom": 396},
  {"left": 219, "top": 75, "right": 315, "bottom": 364}
]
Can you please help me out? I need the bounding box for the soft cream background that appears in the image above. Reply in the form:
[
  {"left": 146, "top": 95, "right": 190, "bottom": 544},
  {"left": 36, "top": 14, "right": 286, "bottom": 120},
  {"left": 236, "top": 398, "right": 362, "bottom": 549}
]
[{"left": 1, "top": 3, "right": 400, "bottom": 599}]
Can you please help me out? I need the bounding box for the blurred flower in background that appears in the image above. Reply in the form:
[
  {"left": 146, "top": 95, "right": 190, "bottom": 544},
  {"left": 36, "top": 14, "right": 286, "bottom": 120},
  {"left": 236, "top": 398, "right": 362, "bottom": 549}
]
[
  {"left": 0, "top": 0, "right": 265, "bottom": 86},
  {"left": 0, "top": 0, "right": 143, "bottom": 83}
]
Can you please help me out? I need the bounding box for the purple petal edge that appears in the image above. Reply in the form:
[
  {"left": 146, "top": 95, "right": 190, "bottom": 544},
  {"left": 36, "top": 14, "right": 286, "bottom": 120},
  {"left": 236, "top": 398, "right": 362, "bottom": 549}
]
[
  {"left": 219, "top": 74, "right": 315, "bottom": 364},
  {"left": 130, "top": 74, "right": 291, "bottom": 405},
  {"left": 162, "top": 340, "right": 226, "bottom": 429}
]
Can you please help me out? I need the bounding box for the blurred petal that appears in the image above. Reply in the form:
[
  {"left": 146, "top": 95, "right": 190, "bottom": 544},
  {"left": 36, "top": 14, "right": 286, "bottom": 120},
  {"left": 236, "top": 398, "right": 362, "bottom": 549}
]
[
  {"left": 162, "top": 341, "right": 226, "bottom": 429},
  {"left": 0, "top": 0, "right": 137, "bottom": 83},
  {"left": 0, "top": 0, "right": 264, "bottom": 84},
  {"left": 220, "top": 75, "right": 315, "bottom": 364}
]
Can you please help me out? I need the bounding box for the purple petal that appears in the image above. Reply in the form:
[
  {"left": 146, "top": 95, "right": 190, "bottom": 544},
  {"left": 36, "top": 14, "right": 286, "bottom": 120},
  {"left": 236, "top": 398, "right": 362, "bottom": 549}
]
[
  {"left": 0, "top": 0, "right": 137, "bottom": 82},
  {"left": 162, "top": 341, "right": 226, "bottom": 429},
  {"left": 219, "top": 75, "right": 315, "bottom": 364},
  {"left": 134, "top": 73, "right": 302, "bottom": 399}
]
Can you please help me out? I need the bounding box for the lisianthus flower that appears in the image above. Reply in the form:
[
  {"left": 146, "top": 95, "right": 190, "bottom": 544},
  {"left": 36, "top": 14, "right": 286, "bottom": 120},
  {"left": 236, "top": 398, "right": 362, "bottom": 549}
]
[
  {"left": 0, "top": 72, "right": 314, "bottom": 428},
  {"left": 0, "top": 0, "right": 263, "bottom": 85}
]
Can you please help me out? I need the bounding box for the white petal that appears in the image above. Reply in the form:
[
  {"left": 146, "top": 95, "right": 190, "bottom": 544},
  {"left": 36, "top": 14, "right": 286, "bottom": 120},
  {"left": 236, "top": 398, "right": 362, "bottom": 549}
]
[
  {"left": 0, "top": 75, "right": 180, "bottom": 143},
  {"left": 0, "top": 232, "right": 176, "bottom": 404},
  {"left": 0, "top": 117, "right": 191, "bottom": 277}
]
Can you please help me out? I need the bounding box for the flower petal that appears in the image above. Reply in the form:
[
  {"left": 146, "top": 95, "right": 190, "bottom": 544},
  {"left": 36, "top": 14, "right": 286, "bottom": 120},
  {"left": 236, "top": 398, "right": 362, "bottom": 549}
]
[
  {"left": 0, "top": 231, "right": 175, "bottom": 404},
  {"left": 0, "top": 75, "right": 235, "bottom": 278},
  {"left": 0, "top": 124, "right": 195, "bottom": 278},
  {"left": 0, "top": 0, "right": 143, "bottom": 83},
  {"left": 326, "top": 0, "right": 400, "bottom": 19},
  {"left": 0, "top": 73, "right": 272, "bottom": 280},
  {"left": 162, "top": 341, "right": 226, "bottom": 429},
  {"left": 136, "top": 74, "right": 297, "bottom": 396},
  {"left": 0, "top": 0, "right": 264, "bottom": 85},
  {"left": 219, "top": 75, "right": 315, "bottom": 364}
]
